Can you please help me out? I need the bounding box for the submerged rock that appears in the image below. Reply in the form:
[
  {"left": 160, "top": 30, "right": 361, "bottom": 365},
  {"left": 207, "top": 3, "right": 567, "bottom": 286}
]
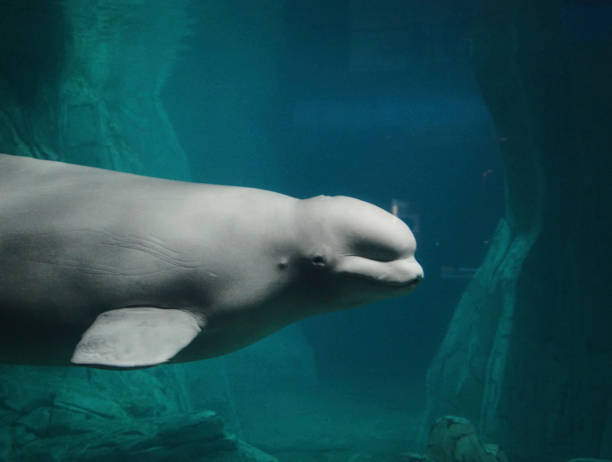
[
  {"left": 400, "top": 453, "right": 428, "bottom": 461},
  {"left": 567, "top": 459, "right": 612, "bottom": 462},
  {"left": 426, "top": 416, "right": 508, "bottom": 462},
  {"left": 10, "top": 409, "right": 277, "bottom": 462}
]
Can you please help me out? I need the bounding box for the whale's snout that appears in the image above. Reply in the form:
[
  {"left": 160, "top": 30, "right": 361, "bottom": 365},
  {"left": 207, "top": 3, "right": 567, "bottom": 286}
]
[
  {"left": 407, "top": 270, "right": 424, "bottom": 288},
  {"left": 408, "top": 264, "right": 424, "bottom": 284},
  {"left": 298, "top": 194, "right": 423, "bottom": 307},
  {"left": 335, "top": 255, "right": 423, "bottom": 290},
  {"left": 380, "top": 256, "right": 424, "bottom": 288}
]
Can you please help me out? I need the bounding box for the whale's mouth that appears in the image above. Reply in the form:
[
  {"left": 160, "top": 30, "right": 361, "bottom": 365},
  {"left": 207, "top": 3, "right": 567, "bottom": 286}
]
[
  {"left": 374, "top": 274, "right": 423, "bottom": 289},
  {"left": 405, "top": 276, "right": 423, "bottom": 288},
  {"left": 335, "top": 255, "right": 424, "bottom": 290}
]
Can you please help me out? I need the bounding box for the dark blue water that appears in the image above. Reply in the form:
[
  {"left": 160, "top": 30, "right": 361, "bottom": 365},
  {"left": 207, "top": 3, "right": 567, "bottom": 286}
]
[{"left": 164, "top": 0, "right": 503, "bottom": 387}]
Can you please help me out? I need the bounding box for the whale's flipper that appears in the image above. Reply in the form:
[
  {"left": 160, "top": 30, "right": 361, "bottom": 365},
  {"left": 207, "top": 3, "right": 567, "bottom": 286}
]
[{"left": 71, "top": 308, "right": 203, "bottom": 368}]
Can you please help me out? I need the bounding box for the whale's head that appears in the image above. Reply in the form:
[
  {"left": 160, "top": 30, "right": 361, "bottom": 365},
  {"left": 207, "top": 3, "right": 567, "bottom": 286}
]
[{"left": 294, "top": 195, "right": 423, "bottom": 312}]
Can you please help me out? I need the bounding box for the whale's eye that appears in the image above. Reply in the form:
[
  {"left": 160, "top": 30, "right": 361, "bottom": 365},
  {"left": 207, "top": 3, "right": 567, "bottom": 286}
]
[{"left": 311, "top": 255, "right": 326, "bottom": 267}]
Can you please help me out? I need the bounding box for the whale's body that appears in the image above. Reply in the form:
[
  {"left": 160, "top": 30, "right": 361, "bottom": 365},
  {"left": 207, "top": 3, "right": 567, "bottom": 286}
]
[{"left": 0, "top": 153, "right": 423, "bottom": 368}]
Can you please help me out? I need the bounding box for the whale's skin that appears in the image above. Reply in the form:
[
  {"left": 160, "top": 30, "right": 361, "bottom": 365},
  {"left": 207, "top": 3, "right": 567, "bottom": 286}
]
[{"left": 0, "top": 153, "right": 423, "bottom": 368}]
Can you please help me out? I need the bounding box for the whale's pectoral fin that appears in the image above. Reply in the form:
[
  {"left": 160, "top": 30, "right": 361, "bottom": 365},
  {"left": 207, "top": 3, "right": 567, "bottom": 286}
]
[{"left": 71, "top": 307, "right": 204, "bottom": 368}]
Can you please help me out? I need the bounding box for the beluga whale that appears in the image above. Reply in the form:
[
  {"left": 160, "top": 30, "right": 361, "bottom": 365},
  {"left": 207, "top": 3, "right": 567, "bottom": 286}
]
[{"left": 0, "top": 153, "right": 423, "bottom": 369}]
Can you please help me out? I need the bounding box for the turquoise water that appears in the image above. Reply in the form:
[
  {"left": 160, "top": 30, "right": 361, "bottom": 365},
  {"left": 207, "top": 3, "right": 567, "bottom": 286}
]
[{"left": 0, "top": 1, "right": 610, "bottom": 461}]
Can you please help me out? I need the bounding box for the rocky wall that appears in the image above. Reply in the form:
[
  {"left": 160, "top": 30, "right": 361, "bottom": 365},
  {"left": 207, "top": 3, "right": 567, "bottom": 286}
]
[
  {"left": 0, "top": 0, "right": 191, "bottom": 178},
  {"left": 420, "top": 1, "right": 612, "bottom": 461}
]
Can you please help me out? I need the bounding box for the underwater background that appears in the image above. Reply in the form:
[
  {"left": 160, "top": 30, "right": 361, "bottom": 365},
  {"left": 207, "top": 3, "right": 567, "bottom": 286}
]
[{"left": 0, "top": 1, "right": 610, "bottom": 461}]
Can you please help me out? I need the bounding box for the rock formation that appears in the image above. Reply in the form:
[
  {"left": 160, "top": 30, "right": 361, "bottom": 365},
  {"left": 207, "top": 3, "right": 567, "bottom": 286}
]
[
  {"left": 421, "top": 1, "right": 612, "bottom": 461},
  {"left": 7, "top": 403, "right": 276, "bottom": 461},
  {"left": 426, "top": 416, "right": 508, "bottom": 462},
  {"left": 0, "top": 0, "right": 191, "bottom": 178}
]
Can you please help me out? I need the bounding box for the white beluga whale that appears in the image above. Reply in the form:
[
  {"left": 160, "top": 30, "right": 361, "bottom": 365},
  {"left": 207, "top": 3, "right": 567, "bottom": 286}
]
[{"left": 0, "top": 153, "right": 423, "bottom": 368}]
